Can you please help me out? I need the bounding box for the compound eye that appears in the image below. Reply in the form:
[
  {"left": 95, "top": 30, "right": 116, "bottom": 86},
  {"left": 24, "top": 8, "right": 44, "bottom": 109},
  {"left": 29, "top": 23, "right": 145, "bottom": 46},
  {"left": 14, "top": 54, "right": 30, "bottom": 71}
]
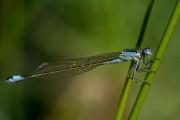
[
  {"left": 144, "top": 48, "right": 153, "bottom": 55},
  {"left": 147, "top": 49, "right": 153, "bottom": 55}
]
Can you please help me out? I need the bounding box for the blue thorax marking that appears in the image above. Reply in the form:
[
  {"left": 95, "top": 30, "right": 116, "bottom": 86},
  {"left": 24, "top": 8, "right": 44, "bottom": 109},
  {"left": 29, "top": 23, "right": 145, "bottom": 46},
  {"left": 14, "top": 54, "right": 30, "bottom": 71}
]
[{"left": 106, "top": 51, "right": 141, "bottom": 64}]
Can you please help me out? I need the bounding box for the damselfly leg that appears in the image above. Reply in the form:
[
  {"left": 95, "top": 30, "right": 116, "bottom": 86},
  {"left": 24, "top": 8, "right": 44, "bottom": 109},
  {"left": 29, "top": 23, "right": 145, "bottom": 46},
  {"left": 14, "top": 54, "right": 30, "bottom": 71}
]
[{"left": 128, "top": 57, "right": 158, "bottom": 82}]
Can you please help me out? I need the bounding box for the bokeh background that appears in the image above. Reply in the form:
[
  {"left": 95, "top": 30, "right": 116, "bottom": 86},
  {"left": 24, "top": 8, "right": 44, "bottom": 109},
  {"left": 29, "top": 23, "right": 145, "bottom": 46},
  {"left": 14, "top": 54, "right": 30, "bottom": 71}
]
[{"left": 0, "top": 0, "right": 180, "bottom": 120}]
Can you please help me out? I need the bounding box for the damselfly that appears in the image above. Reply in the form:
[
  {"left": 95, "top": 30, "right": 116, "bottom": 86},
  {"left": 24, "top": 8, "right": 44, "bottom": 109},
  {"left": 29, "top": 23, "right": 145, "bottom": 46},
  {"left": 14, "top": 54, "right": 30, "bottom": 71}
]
[{"left": 6, "top": 47, "right": 153, "bottom": 84}]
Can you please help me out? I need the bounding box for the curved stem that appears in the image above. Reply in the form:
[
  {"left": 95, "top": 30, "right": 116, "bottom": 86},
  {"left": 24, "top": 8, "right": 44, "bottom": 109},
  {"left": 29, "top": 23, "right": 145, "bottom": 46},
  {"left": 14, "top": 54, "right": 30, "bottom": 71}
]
[
  {"left": 129, "top": 0, "right": 180, "bottom": 119},
  {"left": 114, "top": 0, "right": 155, "bottom": 119}
]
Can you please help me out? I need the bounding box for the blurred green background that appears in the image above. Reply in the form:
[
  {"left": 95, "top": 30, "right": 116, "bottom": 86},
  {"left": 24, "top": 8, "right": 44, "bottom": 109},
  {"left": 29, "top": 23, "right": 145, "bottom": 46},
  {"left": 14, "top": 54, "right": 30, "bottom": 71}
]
[{"left": 0, "top": 0, "right": 180, "bottom": 120}]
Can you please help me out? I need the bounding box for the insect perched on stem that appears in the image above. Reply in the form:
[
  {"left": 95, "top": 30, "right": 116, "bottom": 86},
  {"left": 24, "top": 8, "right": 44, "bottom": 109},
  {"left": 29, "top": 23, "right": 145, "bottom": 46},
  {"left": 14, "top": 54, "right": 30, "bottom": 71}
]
[{"left": 6, "top": 47, "right": 153, "bottom": 84}]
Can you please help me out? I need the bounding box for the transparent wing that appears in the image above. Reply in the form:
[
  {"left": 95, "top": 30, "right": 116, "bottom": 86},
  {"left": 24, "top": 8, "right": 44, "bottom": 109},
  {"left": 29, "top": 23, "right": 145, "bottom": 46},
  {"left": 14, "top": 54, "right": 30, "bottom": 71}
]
[{"left": 33, "top": 51, "right": 121, "bottom": 79}]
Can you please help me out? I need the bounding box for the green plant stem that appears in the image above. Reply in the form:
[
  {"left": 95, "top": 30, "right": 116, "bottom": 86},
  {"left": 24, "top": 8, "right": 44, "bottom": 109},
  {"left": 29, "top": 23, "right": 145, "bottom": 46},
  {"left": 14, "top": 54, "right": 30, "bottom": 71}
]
[
  {"left": 128, "top": 0, "right": 180, "bottom": 120},
  {"left": 114, "top": 0, "right": 155, "bottom": 119}
]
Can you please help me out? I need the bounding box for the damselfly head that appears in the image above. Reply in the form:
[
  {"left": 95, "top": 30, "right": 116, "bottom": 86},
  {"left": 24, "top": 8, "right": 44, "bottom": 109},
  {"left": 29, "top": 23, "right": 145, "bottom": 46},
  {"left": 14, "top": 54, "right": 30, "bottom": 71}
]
[{"left": 142, "top": 47, "right": 153, "bottom": 56}]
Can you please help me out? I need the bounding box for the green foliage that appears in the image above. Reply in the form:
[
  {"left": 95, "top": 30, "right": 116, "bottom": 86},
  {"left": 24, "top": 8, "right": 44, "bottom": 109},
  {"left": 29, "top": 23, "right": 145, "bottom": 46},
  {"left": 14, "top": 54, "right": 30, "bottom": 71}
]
[
  {"left": 115, "top": 0, "right": 155, "bottom": 119},
  {"left": 115, "top": 0, "right": 180, "bottom": 120},
  {"left": 129, "top": 1, "right": 180, "bottom": 119}
]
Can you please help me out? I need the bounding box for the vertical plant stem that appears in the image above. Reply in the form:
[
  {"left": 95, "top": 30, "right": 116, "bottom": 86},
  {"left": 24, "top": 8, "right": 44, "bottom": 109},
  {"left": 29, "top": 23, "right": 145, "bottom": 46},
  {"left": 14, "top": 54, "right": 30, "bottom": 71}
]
[
  {"left": 128, "top": 0, "right": 180, "bottom": 120},
  {"left": 114, "top": 0, "right": 155, "bottom": 120}
]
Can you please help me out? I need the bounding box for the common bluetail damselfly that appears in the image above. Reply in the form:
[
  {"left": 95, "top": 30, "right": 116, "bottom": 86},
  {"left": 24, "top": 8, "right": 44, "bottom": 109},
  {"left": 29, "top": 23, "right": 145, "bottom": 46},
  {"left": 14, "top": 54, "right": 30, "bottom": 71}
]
[{"left": 6, "top": 47, "right": 153, "bottom": 84}]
